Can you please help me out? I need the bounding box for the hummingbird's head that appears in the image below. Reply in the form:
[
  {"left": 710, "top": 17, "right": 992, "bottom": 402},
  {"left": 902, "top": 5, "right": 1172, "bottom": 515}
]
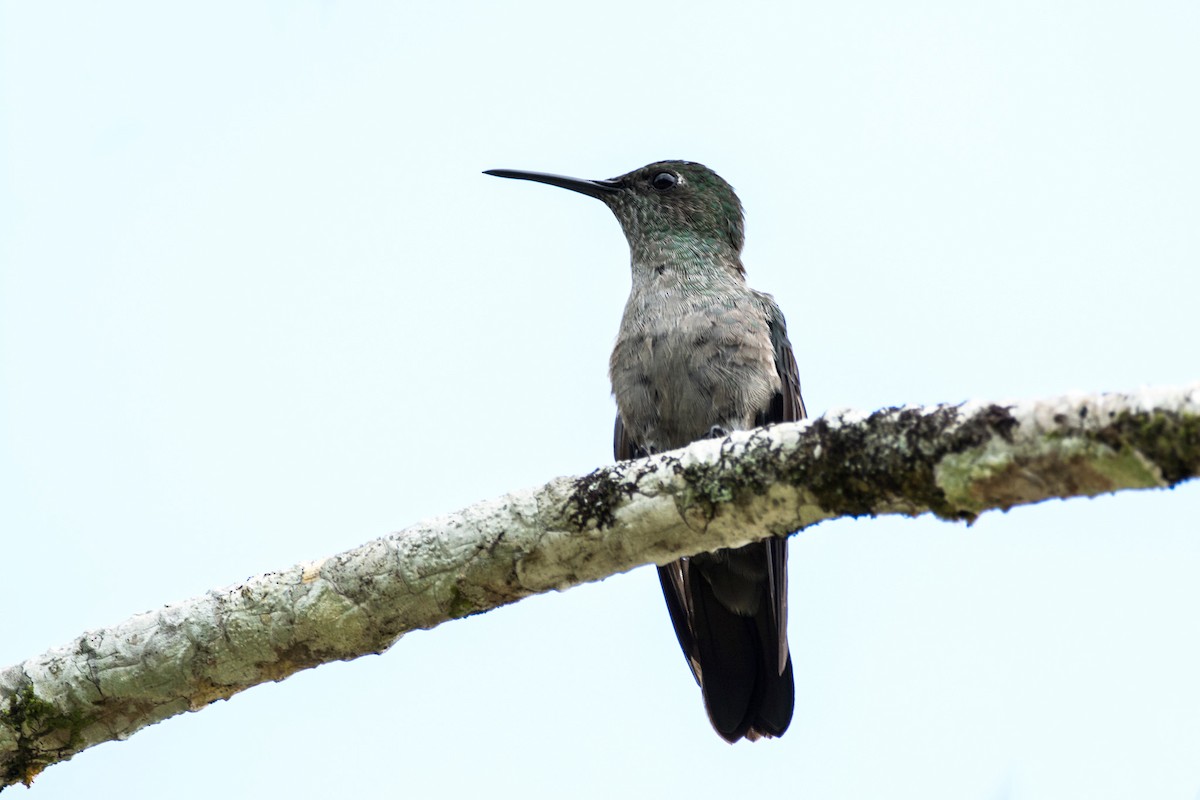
[{"left": 484, "top": 160, "right": 746, "bottom": 256}]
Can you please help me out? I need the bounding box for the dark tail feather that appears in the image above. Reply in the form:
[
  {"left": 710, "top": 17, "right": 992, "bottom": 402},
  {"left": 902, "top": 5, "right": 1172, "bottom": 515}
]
[
  {"left": 659, "top": 560, "right": 795, "bottom": 743},
  {"left": 690, "top": 576, "right": 759, "bottom": 742},
  {"left": 746, "top": 615, "right": 794, "bottom": 740}
]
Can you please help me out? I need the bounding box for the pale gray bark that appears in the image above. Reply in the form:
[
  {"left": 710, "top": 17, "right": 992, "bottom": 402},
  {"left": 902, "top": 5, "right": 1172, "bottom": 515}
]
[{"left": 3, "top": 383, "right": 1198, "bottom": 787}]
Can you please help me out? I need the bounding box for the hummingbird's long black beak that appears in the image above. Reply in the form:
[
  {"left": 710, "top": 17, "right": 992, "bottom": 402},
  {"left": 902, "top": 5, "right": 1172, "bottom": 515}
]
[{"left": 484, "top": 169, "right": 621, "bottom": 200}]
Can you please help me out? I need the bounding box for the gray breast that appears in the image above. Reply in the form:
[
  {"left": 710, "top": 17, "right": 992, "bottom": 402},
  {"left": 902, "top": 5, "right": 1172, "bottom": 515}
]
[{"left": 609, "top": 286, "right": 778, "bottom": 452}]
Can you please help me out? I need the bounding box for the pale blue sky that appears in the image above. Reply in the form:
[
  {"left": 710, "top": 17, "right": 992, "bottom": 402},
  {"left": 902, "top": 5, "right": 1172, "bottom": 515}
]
[{"left": 2, "top": 2, "right": 1199, "bottom": 798}]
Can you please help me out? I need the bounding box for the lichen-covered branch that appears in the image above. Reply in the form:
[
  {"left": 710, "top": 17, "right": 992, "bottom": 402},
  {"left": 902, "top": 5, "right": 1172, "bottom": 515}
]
[{"left": 3, "top": 383, "right": 1198, "bottom": 787}]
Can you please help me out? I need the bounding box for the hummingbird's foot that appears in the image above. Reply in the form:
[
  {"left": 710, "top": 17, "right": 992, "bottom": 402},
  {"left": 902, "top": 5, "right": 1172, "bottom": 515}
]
[{"left": 707, "top": 425, "right": 730, "bottom": 440}]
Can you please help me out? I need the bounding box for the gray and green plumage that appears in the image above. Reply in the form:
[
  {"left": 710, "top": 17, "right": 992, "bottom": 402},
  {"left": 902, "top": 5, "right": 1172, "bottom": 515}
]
[{"left": 485, "top": 161, "right": 805, "bottom": 743}]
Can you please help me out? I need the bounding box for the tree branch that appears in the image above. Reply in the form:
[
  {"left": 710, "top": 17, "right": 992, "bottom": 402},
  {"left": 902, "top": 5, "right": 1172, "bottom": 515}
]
[{"left": 3, "top": 383, "right": 1198, "bottom": 787}]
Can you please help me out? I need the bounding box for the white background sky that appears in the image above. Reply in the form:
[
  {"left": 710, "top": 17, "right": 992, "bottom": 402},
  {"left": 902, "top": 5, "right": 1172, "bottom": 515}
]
[{"left": 2, "top": 2, "right": 1199, "bottom": 798}]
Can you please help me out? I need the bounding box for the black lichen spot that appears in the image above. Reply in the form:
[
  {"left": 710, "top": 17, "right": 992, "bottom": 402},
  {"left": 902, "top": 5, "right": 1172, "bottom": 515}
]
[
  {"left": 953, "top": 404, "right": 1019, "bottom": 446},
  {"left": 973, "top": 404, "right": 1019, "bottom": 443},
  {"left": 655, "top": 264, "right": 667, "bottom": 276},
  {"left": 567, "top": 467, "right": 635, "bottom": 529}
]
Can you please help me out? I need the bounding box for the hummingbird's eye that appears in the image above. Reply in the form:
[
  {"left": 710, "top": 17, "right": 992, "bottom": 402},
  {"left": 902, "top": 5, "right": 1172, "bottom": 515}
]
[{"left": 651, "top": 172, "right": 678, "bottom": 191}]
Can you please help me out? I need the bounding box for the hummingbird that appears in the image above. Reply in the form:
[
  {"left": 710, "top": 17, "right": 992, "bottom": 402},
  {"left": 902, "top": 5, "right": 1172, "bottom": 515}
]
[{"left": 485, "top": 161, "right": 805, "bottom": 743}]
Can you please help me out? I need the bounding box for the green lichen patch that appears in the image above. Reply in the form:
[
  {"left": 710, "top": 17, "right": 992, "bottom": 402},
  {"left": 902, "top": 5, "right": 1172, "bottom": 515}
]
[
  {"left": 940, "top": 442, "right": 1161, "bottom": 514},
  {"left": 672, "top": 431, "right": 782, "bottom": 518},
  {"left": 1, "top": 680, "right": 93, "bottom": 787}
]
